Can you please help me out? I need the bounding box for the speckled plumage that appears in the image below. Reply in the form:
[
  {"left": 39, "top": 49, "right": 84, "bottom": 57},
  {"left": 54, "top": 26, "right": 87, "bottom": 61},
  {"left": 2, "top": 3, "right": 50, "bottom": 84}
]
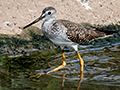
[{"left": 57, "top": 20, "right": 106, "bottom": 43}]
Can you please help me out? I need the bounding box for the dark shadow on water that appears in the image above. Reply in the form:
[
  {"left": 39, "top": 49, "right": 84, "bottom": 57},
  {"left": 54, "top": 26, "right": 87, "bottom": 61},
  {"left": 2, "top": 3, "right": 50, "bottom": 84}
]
[
  {"left": 1, "top": 23, "right": 120, "bottom": 55},
  {"left": 0, "top": 26, "right": 57, "bottom": 55}
]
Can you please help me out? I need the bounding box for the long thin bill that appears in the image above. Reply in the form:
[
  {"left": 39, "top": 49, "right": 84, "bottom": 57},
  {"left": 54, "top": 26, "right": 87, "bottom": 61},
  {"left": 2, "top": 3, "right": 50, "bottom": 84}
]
[{"left": 23, "top": 16, "right": 42, "bottom": 29}]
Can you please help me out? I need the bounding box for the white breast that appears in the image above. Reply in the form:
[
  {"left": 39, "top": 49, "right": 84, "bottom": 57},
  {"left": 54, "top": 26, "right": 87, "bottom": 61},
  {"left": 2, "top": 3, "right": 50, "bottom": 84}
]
[{"left": 42, "top": 19, "right": 78, "bottom": 50}]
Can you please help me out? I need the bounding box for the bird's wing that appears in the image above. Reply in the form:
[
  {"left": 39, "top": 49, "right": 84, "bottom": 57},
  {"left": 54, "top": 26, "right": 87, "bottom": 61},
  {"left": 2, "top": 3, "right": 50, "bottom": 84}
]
[{"left": 58, "top": 20, "right": 106, "bottom": 43}]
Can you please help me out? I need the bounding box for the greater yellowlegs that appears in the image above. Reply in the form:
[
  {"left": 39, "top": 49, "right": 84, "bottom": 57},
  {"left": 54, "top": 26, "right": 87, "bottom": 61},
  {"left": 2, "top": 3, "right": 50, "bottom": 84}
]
[{"left": 23, "top": 7, "right": 113, "bottom": 78}]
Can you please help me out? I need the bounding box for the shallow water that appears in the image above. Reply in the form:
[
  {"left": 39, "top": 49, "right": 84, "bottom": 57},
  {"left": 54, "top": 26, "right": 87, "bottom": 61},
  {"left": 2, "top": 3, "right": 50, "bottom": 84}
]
[{"left": 0, "top": 42, "right": 120, "bottom": 90}]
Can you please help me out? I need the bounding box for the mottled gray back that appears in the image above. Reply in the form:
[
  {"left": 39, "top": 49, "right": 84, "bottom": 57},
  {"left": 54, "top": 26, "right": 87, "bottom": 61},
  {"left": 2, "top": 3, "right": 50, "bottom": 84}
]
[{"left": 57, "top": 20, "right": 106, "bottom": 43}]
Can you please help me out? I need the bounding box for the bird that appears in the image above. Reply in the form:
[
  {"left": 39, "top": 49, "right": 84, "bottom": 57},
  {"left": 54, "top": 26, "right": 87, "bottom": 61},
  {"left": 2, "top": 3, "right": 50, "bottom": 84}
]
[
  {"left": 23, "top": 7, "right": 114, "bottom": 78},
  {"left": 76, "top": 0, "right": 92, "bottom": 10}
]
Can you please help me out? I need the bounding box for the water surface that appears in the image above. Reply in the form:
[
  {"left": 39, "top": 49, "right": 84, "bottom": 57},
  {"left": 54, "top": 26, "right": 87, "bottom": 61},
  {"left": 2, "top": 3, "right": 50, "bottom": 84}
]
[{"left": 0, "top": 42, "right": 120, "bottom": 90}]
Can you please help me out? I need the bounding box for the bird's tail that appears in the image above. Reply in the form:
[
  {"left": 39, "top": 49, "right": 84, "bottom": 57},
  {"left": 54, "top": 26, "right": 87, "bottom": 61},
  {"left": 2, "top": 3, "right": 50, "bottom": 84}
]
[{"left": 96, "top": 29, "right": 118, "bottom": 37}]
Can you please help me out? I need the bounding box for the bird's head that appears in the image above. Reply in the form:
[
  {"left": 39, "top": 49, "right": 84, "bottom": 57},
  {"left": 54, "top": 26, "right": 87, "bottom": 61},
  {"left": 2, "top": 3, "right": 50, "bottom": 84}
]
[{"left": 23, "top": 7, "right": 57, "bottom": 29}]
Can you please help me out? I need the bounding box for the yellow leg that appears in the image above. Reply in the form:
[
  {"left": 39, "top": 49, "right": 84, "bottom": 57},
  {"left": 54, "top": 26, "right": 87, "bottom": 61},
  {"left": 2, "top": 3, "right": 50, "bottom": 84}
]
[
  {"left": 47, "top": 50, "right": 66, "bottom": 74},
  {"left": 29, "top": 73, "right": 44, "bottom": 78},
  {"left": 29, "top": 50, "right": 66, "bottom": 78},
  {"left": 76, "top": 51, "right": 84, "bottom": 73}
]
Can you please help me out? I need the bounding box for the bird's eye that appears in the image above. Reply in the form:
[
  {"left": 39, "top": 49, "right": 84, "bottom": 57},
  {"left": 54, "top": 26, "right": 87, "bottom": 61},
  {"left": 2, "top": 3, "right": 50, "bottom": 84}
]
[{"left": 48, "top": 12, "right": 51, "bottom": 15}]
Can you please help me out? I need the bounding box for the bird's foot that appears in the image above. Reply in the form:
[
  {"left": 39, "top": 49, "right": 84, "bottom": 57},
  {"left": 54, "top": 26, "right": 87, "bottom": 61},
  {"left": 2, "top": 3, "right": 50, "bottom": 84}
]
[{"left": 29, "top": 73, "right": 45, "bottom": 78}]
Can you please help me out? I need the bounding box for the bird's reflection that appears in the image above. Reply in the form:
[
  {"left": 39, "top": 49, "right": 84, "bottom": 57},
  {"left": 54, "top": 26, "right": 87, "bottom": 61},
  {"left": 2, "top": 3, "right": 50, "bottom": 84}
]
[
  {"left": 49, "top": 71, "right": 83, "bottom": 90},
  {"left": 61, "top": 73, "right": 66, "bottom": 90},
  {"left": 77, "top": 72, "right": 83, "bottom": 90}
]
